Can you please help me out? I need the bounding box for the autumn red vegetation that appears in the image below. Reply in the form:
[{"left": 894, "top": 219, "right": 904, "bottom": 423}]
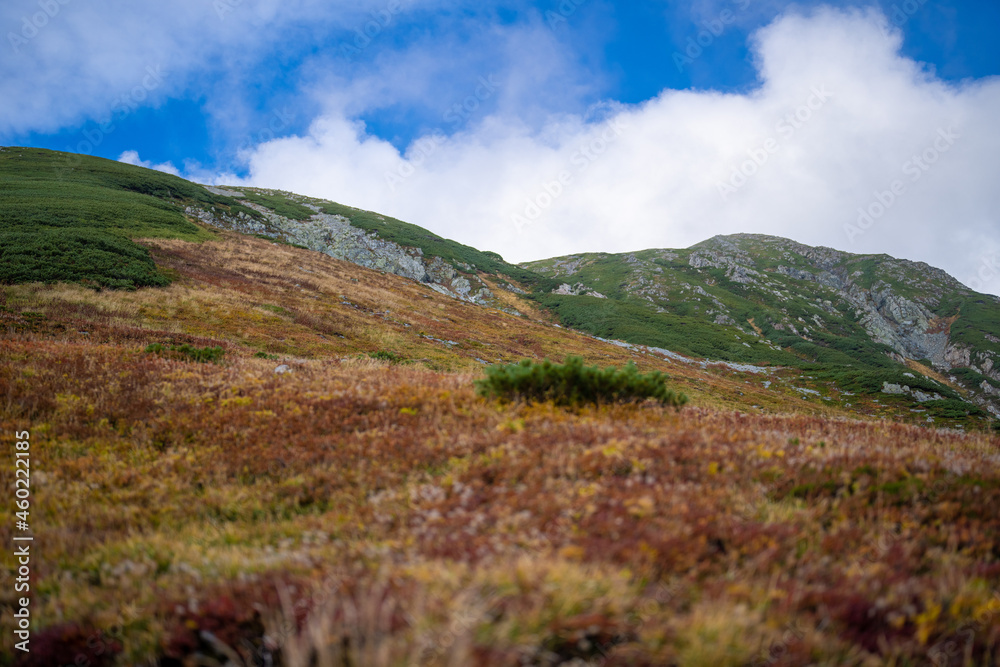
[{"left": 1, "top": 231, "right": 999, "bottom": 665}]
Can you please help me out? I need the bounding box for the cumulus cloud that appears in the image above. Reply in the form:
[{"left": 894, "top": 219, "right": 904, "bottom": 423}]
[
  {"left": 117, "top": 150, "right": 180, "bottom": 177},
  {"left": 223, "top": 6, "right": 1000, "bottom": 294},
  {"left": 0, "top": 0, "right": 464, "bottom": 138}
]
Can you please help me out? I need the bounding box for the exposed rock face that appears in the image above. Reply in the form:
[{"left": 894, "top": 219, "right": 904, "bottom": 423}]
[
  {"left": 553, "top": 283, "right": 608, "bottom": 299},
  {"left": 688, "top": 244, "right": 763, "bottom": 285},
  {"left": 528, "top": 233, "right": 1000, "bottom": 417},
  {"left": 881, "top": 382, "right": 942, "bottom": 402},
  {"left": 944, "top": 344, "right": 972, "bottom": 368},
  {"left": 187, "top": 196, "right": 508, "bottom": 310},
  {"left": 847, "top": 282, "right": 950, "bottom": 365},
  {"left": 692, "top": 235, "right": 983, "bottom": 371}
]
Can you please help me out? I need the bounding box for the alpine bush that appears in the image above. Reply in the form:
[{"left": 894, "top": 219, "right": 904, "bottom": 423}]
[
  {"left": 369, "top": 350, "right": 405, "bottom": 363},
  {"left": 475, "top": 356, "right": 687, "bottom": 408},
  {"left": 146, "top": 343, "right": 225, "bottom": 364}
]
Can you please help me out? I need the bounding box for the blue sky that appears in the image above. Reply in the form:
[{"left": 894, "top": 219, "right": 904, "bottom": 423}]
[{"left": 2, "top": 0, "right": 999, "bottom": 292}]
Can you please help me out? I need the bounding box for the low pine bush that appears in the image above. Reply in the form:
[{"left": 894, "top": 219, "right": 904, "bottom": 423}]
[
  {"left": 475, "top": 356, "right": 687, "bottom": 408},
  {"left": 146, "top": 343, "right": 225, "bottom": 364},
  {"left": 369, "top": 350, "right": 405, "bottom": 363}
]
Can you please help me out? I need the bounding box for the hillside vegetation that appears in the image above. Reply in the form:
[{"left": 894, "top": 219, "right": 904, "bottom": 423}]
[
  {"left": 0, "top": 147, "right": 252, "bottom": 288},
  {"left": 0, "top": 229, "right": 998, "bottom": 665},
  {"left": 525, "top": 235, "right": 1000, "bottom": 423},
  {"left": 1, "top": 149, "right": 1000, "bottom": 664},
  {"left": 2, "top": 149, "right": 996, "bottom": 425}
]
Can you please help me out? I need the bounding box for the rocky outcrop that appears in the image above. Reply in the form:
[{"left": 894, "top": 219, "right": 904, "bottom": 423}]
[
  {"left": 688, "top": 247, "right": 763, "bottom": 285},
  {"left": 188, "top": 195, "right": 507, "bottom": 310},
  {"left": 667, "top": 235, "right": 999, "bottom": 415},
  {"left": 693, "top": 237, "right": 980, "bottom": 373},
  {"left": 844, "top": 281, "right": 951, "bottom": 365},
  {"left": 881, "top": 382, "right": 943, "bottom": 403},
  {"left": 553, "top": 283, "right": 607, "bottom": 299}
]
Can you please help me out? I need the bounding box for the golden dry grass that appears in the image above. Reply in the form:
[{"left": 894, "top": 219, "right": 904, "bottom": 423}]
[{"left": 2, "top": 233, "right": 999, "bottom": 665}]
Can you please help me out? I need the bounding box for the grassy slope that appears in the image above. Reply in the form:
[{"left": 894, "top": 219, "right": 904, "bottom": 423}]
[
  {"left": 1, "top": 232, "right": 999, "bottom": 665},
  {"left": 2, "top": 150, "right": 999, "bottom": 663},
  {"left": 0, "top": 147, "right": 255, "bottom": 289},
  {"left": 524, "top": 240, "right": 998, "bottom": 427}
]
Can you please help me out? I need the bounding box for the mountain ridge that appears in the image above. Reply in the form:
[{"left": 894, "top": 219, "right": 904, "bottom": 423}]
[
  {"left": 2, "top": 146, "right": 998, "bottom": 427},
  {"left": 5, "top": 146, "right": 1000, "bottom": 664},
  {"left": 524, "top": 233, "right": 1000, "bottom": 420}
]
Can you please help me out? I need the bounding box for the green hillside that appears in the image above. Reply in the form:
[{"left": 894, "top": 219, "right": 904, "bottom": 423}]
[
  {"left": 0, "top": 147, "right": 258, "bottom": 288},
  {"left": 2, "top": 148, "right": 997, "bottom": 428},
  {"left": 523, "top": 235, "right": 1000, "bottom": 425}
]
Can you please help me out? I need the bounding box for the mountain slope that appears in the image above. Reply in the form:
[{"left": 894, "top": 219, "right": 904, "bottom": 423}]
[
  {"left": 3, "top": 229, "right": 1000, "bottom": 666},
  {"left": 186, "top": 185, "right": 555, "bottom": 312},
  {"left": 3, "top": 148, "right": 1000, "bottom": 664},
  {"left": 524, "top": 234, "right": 1000, "bottom": 422},
  {"left": 0, "top": 147, "right": 244, "bottom": 288},
  {"left": 2, "top": 147, "right": 997, "bottom": 428}
]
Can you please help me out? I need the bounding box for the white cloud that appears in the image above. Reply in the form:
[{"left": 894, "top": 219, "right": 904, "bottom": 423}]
[
  {"left": 118, "top": 150, "right": 180, "bottom": 177},
  {"left": 0, "top": 0, "right": 464, "bottom": 138},
  {"left": 224, "top": 6, "right": 1000, "bottom": 295}
]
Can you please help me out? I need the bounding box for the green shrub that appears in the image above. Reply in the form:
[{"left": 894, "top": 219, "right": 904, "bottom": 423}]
[
  {"left": 475, "top": 356, "right": 687, "bottom": 408},
  {"left": 0, "top": 228, "right": 171, "bottom": 290},
  {"left": 254, "top": 351, "right": 279, "bottom": 360},
  {"left": 0, "top": 147, "right": 248, "bottom": 290},
  {"left": 146, "top": 343, "right": 225, "bottom": 364},
  {"left": 921, "top": 399, "right": 986, "bottom": 420},
  {"left": 369, "top": 350, "right": 404, "bottom": 363}
]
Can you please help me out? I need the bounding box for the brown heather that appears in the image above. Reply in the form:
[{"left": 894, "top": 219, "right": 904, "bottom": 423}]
[{"left": 1, "top": 231, "right": 998, "bottom": 665}]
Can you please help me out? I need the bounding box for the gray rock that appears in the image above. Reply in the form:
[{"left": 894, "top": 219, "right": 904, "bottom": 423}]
[{"left": 204, "top": 185, "right": 245, "bottom": 198}]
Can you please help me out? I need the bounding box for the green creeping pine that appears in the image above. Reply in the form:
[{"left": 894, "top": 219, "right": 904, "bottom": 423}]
[{"left": 476, "top": 356, "right": 688, "bottom": 407}]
